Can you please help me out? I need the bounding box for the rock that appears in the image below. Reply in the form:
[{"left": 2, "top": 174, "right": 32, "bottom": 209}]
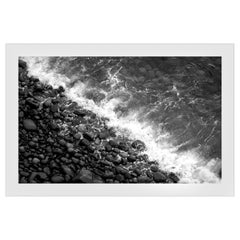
[
  {"left": 93, "top": 175, "right": 104, "bottom": 183},
  {"left": 67, "top": 147, "right": 74, "bottom": 153},
  {"left": 150, "top": 165, "right": 159, "bottom": 172},
  {"left": 115, "top": 174, "right": 125, "bottom": 182},
  {"left": 23, "top": 119, "right": 37, "bottom": 130},
  {"left": 73, "top": 109, "right": 86, "bottom": 117},
  {"left": 26, "top": 98, "right": 39, "bottom": 108},
  {"left": 133, "top": 168, "right": 142, "bottom": 176},
  {"left": 138, "top": 175, "right": 151, "bottom": 183},
  {"left": 32, "top": 158, "right": 40, "bottom": 164},
  {"left": 80, "top": 138, "right": 91, "bottom": 147},
  {"left": 118, "top": 142, "right": 129, "bottom": 151},
  {"left": 127, "top": 155, "right": 136, "bottom": 162},
  {"left": 19, "top": 60, "right": 27, "bottom": 69},
  {"left": 72, "top": 157, "right": 79, "bottom": 164},
  {"left": 43, "top": 167, "right": 51, "bottom": 175},
  {"left": 153, "top": 171, "right": 167, "bottom": 183},
  {"left": 51, "top": 175, "right": 65, "bottom": 183},
  {"left": 73, "top": 169, "right": 93, "bottom": 183},
  {"left": 83, "top": 132, "right": 95, "bottom": 141},
  {"left": 57, "top": 86, "right": 65, "bottom": 93},
  {"left": 168, "top": 173, "right": 180, "bottom": 183},
  {"left": 66, "top": 143, "right": 74, "bottom": 148},
  {"left": 108, "top": 140, "right": 118, "bottom": 148},
  {"left": 59, "top": 139, "right": 66, "bottom": 146},
  {"left": 104, "top": 170, "right": 115, "bottom": 179},
  {"left": 98, "top": 131, "right": 109, "bottom": 139},
  {"left": 105, "top": 144, "right": 112, "bottom": 152},
  {"left": 51, "top": 104, "right": 59, "bottom": 113},
  {"left": 19, "top": 146, "right": 25, "bottom": 152},
  {"left": 74, "top": 133, "right": 82, "bottom": 140},
  {"left": 20, "top": 171, "right": 29, "bottom": 177},
  {"left": 62, "top": 165, "right": 74, "bottom": 177},
  {"left": 35, "top": 82, "right": 44, "bottom": 91},
  {"left": 119, "top": 151, "right": 128, "bottom": 158},
  {"left": 43, "top": 99, "right": 52, "bottom": 107},
  {"left": 29, "top": 172, "right": 48, "bottom": 182},
  {"left": 131, "top": 140, "right": 146, "bottom": 151},
  {"left": 37, "top": 172, "right": 48, "bottom": 180}
]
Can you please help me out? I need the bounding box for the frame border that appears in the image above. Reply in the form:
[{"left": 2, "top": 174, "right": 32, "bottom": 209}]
[{"left": 6, "top": 44, "right": 234, "bottom": 196}]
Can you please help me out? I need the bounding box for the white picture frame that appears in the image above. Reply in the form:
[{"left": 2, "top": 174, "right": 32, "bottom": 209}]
[{"left": 6, "top": 43, "right": 234, "bottom": 196}]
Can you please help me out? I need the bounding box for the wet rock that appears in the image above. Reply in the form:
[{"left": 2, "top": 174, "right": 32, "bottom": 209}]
[
  {"left": 19, "top": 60, "right": 27, "bottom": 69},
  {"left": 62, "top": 165, "right": 74, "bottom": 177},
  {"left": 83, "top": 132, "right": 95, "bottom": 141},
  {"left": 131, "top": 140, "right": 146, "bottom": 151},
  {"left": 127, "top": 155, "right": 136, "bottom": 162},
  {"left": 19, "top": 146, "right": 25, "bottom": 152},
  {"left": 59, "top": 139, "right": 66, "bottom": 146},
  {"left": 153, "top": 171, "right": 167, "bottom": 183},
  {"left": 43, "top": 99, "right": 52, "bottom": 107},
  {"left": 133, "top": 168, "right": 142, "bottom": 176},
  {"left": 74, "top": 133, "right": 82, "bottom": 140},
  {"left": 43, "top": 167, "right": 51, "bottom": 175},
  {"left": 168, "top": 173, "right": 180, "bottom": 183},
  {"left": 118, "top": 142, "right": 129, "bottom": 151},
  {"left": 51, "top": 175, "right": 65, "bottom": 183},
  {"left": 119, "top": 151, "right": 128, "bottom": 158},
  {"left": 23, "top": 119, "right": 37, "bottom": 130},
  {"left": 150, "top": 165, "right": 159, "bottom": 172},
  {"left": 80, "top": 138, "right": 91, "bottom": 147},
  {"left": 105, "top": 144, "right": 112, "bottom": 152},
  {"left": 98, "top": 131, "right": 109, "bottom": 139},
  {"left": 108, "top": 140, "right": 118, "bottom": 148},
  {"left": 26, "top": 98, "right": 39, "bottom": 108},
  {"left": 35, "top": 82, "right": 44, "bottom": 92},
  {"left": 138, "top": 175, "right": 151, "bottom": 183},
  {"left": 115, "top": 174, "right": 125, "bottom": 182},
  {"left": 104, "top": 170, "right": 115, "bottom": 179},
  {"left": 20, "top": 171, "right": 29, "bottom": 177},
  {"left": 57, "top": 86, "right": 65, "bottom": 93},
  {"left": 93, "top": 175, "right": 104, "bottom": 183},
  {"left": 73, "top": 169, "right": 93, "bottom": 183},
  {"left": 29, "top": 172, "right": 48, "bottom": 182},
  {"left": 51, "top": 104, "right": 59, "bottom": 113},
  {"left": 32, "top": 158, "right": 40, "bottom": 164},
  {"left": 73, "top": 109, "right": 86, "bottom": 117}
]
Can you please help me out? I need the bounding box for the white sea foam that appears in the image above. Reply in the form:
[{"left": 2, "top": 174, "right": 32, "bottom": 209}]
[{"left": 22, "top": 56, "right": 221, "bottom": 183}]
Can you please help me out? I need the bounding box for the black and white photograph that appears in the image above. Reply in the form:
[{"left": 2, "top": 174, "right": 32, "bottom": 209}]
[{"left": 18, "top": 56, "right": 222, "bottom": 184}]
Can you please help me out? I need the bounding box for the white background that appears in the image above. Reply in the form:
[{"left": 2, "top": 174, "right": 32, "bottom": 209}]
[{"left": 0, "top": 0, "right": 239, "bottom": 239}]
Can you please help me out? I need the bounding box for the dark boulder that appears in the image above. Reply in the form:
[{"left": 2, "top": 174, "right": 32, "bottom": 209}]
[
  {"left": 108, "top": 140, "right": 118, "bottom": 148},
  {"left": 105, "top": 144, "right": 112, "bottom": 152},
  {"left": 73, "top": 169, "right": 93, "bottom": 183},
  {"left": 131, "top": 140, "right": 146, "bottom": 151},
  {"left": 80, "top": 138, "right": 91, "bottom": 147},
  {"left": 23, "top": 119, "right": 37, "bottom": 130},
  {"left": 150, "top": 165, "right": 159, "bottom": 172},
  {"left": 51, "top": 175, "right": 65, "bottom": 183},
  {"left": 137, "top": 175, "right": 152, "bottom": 183},
  {"left": 153, "top": 171, "right": 167, "bottom": 183},
  {"left": 83, "top": 132, "right": 95, "bottom": 141},
  {"left": 168, "top": 173, "right": 180, "bottom": 183},
  {"left": 19, "top": 60, "right": 27, "bottom": 69},
  {"left": 51, "top": 104, "right": 59, "bottom": 113},
  {"left": 127, "top": 155, "right": 136, "bottom": 162},
  {"left": 73, "top": 109, "right": 86, "bottom": 117},
  {"left": 98, "top": 131, "right": 110, "bottom": 139},
  {"left": 26, "top": 98, "right": 39, "bottom": 109}
]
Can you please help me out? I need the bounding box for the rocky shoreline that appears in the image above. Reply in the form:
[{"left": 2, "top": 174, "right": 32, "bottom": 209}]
[{"left": 18, "top": 59, "right": 180, "bottom": 183}]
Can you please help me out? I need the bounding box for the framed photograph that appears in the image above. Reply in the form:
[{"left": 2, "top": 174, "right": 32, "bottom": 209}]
[{"left": 6, "top": 44, "right": 234, "bottom": 196}]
